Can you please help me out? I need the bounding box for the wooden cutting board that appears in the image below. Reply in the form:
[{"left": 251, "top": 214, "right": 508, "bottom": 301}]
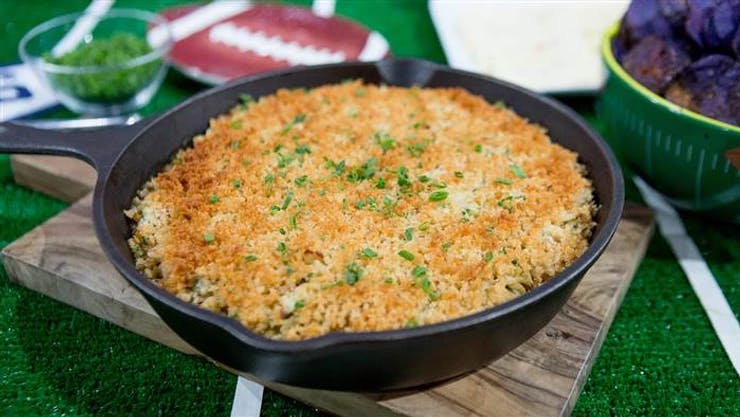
[{"left": 3, "top": 155, "right": 654, "bottom": 417}]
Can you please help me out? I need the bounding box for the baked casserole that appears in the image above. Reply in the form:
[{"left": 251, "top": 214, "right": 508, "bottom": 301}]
[{"left": 126, "top": 81, "right": 596, "bottom": 340}]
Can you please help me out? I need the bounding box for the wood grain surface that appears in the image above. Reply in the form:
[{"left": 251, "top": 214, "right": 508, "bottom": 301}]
[
  {"left": 1, "top": 192, "right": 653, "bottom": 417},
  {"left": 10, "top": 155, "right": 95, "bottom": 203}
]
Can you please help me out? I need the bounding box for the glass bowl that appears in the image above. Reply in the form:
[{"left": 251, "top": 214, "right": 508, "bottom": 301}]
[{"left": 19, "top": 8, "right": 173, "bottom": 116}]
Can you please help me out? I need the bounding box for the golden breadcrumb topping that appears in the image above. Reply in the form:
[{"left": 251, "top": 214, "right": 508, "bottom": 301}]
[{"left": 126, "top": 81, "right": 596, "bottom": 340}]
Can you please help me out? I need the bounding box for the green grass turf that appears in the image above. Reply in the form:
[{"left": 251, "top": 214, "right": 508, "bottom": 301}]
[{"left": 1, "top": 1, "right": 738, "bottom": 416}]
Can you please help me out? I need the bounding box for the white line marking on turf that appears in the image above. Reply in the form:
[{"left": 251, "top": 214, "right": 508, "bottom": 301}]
[
  {"left": 312, "top": 0, "right": 336, "bottom": 17},
  {"left": 634, "top": 177, "right": 740, "bottom": 377},
  {"left": 359, "top": 32, "right": 390, "bottom": 61},
  {"left": 230, "top": 376, "right": 264, "bottom": 417},
  {"left": 52, "top": 0, "right": 114, "bottom": 57}
]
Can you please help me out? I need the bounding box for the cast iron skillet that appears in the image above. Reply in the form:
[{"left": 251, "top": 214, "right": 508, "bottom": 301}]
[{"left": 0, "top": 59, "right": 624, "bottom": 391}]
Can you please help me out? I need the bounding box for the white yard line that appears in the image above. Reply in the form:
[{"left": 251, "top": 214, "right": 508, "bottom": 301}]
[
  {"left": 311, "top": 0, "right": 336, "bottom": 17},
  {"left": 52, "top": 0, "right": 114, "bottom": 57},
  {"left": 634, "top": 176, "right": 740, "bottom": 376},
  {"left": 230, "top": 376, "right": 264, "bottom": 417}
]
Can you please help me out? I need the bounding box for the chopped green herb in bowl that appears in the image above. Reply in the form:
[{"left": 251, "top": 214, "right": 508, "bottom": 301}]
[{"left": 19, "top": 8, "right": 172, "bottom": 115}]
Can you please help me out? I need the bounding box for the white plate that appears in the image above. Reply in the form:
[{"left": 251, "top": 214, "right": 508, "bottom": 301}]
[{"left": 428, "top": 0, "right": 628, "bottom": 94}]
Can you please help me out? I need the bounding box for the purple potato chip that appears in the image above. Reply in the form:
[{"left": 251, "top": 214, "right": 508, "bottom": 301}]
[
  {"left": 666, "top": 55, "right": 740, "bottom": 125},
  {"left": 622, "top": 0, "right": 674, "bottom": 45},
  {"left": 710, "top": 1, "right": 740, "bottom": 49},
  {"left": 612, "top": 36, "right": 629, "bottom": 62},
  {"left": 622, "top": 35, "right": 693, "bottom": 93},
  {"left": 658, "top": 0, "right": 689, "bottom": 29},
  {"left": 685, "top": 0, "right": 713, "bottom": 48},
  {"left": 686, "top": 0, "right": 740, "bottom": 51}
]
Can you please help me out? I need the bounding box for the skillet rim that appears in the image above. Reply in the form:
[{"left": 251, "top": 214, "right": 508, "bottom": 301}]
[{"left": 95, "top": 58, "right": 625, "bottom": 352}]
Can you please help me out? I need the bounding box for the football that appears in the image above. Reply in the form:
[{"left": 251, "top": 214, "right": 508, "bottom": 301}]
[{"left": 157, "top": 2, "right": 390, "bottom": 84}]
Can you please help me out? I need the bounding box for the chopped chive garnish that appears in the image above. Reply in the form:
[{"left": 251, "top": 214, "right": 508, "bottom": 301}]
[
  {"left": 429, "top": 190, "right": 449, "bottom": 202},
  {"left": 431, "top": 182, "right": 447, "bottom": 189},
  {"left": 498, "top": 195, "right": 514, "bottom": 206},
  {"left": 418, "top": 222, "right": 430, "bottom": 232},
  {"left": 398, "top": 250, "right": 415, "bottom": 261},
  {"left": 354, "top": 87, "right": 366, "bottom": 97},
  {"left": 454, "top": 171, "right": 464, "bottom": 178},
  {"left": 419, "top": 275, "right": 431, "bottom": 290},
  {"left": 376, "top": 177, "right": 386, "bottom": 189},
  {"left": 420, "top": 277, "right": 441, "bottom": 300},
  {"left": 412, "top": 121, "right": 423, "bottom": 129},
  {"left": 498, "top": 195, "right": 518, "bottom": 212},
  {"left": 244, "top": 255, "right": 258, "bottom": 262},
  {"left": 295, "top": 144, "right": 311, "bottom": 155},
  {"left": 335, "top": 160, "right": 346, "bottom": 176},
  {"left": 289, "top": 214, "right": 297, "bottom": 230},
  {"left": 494, "top": 100, "right": 506, "bottom": 109},
  {"left": 362, "top": 248, "right": 378, "bottom": 258},
  {"left": 345, "top": 262, "right": 364, "bottom": 285},
  {"left": 281, "top": 191, "right": 294, "bottom": 210},
  {"left": 405, "top": 318, "right": 419, "bottom": 328},
  {"left": 276, "top": 241, "right": 286, "bottom": 253},
  {"left": 374, "top": 131, "right": 396, "bottom": 153},
  {"left": 324, "top": 159, "right": 346, "bottom": 176},
  {"left": 418, "top": 175, "right": 431, "bottom": 183},
  {"left": 396, "top": 166, "right": 412, "bottom": 188},
  {"left": 404, "top": 228, "right": 414, "bottom": 241},
  {"left": 354, "top": 200, "right": 366, "bottom": 209},
  {"left": 209, "top": 195, "right": 219, "bottom": 204},
  {"left": 294, "top": 300, "right": 306, "bottom": 310},
  {"left": 230, "top": 120, "right": 243, "bottom": 129},
  {"left": 381, "top": 196, "right": 398, "bottom": 217},
  {"left": 230, "top": 140, "right": 240, "bottom": 149},
  {"left": 232, "top": 179, "right": 242, "bottom": 189},
  {"left": 442, "top": 241, "right": 452, "bottom": 252},
  {"left": 407, "top": 142, "right": 426, "bottom": 158},
  {"left": 384, "top": 276, "right": 394, "bottom": 284},
  {"left": 280, "top": 114, "right": 307, "bottom": 136},
  {"left": 239, "top": 94, "right": 254, "bottom": 108},
  {"left": 347, "top": 157, "right": 378, "bottom": 183},
  {"left": 279, "top": 228, "right": 287, "bottom": 235},
  {"left": 511, "top": 163, "right": 527, "bottom": 178},
  {"left": 484, "top": 251, "right": 494, "bottom": 262},
  {"left": 412, "top": 265, "right": 427, "bottom": 278},
  {"left": 270, "top": 205, "right": 281, "bottom": 215},
  {"left": 461, "top": 208, "right": 473, "bottom": 223},
  {"left": 474, "top": 144, "right": 483, "bottom": 153},
  {"left": 276, "top": 152, "right": 295, "bottom": 168},
  {"left": 294, "top": 175, "right": 309, "bottom": 187},
  {"left": 495, "top": 177, "right": 513, "bottom": 185},
  {"left": 203, "top": 233, "right": 215, "bottom": 243}
]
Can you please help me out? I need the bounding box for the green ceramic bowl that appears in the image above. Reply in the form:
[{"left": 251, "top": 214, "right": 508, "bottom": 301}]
[{"left": 597, "top": 23, "right": 740, "bottom": 223}]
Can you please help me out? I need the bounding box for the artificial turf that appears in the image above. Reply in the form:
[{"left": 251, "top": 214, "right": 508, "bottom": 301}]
[{"left": 1, "top": 1, "right": 738, "bottom": 416}]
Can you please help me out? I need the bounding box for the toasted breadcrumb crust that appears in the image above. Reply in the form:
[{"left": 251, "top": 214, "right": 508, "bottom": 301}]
[{"left": 125, "top": 82, "right": 596, "bottom": 340}]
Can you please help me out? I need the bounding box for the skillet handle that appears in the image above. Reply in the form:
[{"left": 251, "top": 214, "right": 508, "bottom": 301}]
[{"left": 0, "top": 121, "right": 140, "bottom": 172}]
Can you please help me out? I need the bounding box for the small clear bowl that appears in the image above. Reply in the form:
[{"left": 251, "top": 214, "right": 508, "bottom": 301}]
[{"left": 19, "top": 8, "right": 173, "bottom": 116}]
